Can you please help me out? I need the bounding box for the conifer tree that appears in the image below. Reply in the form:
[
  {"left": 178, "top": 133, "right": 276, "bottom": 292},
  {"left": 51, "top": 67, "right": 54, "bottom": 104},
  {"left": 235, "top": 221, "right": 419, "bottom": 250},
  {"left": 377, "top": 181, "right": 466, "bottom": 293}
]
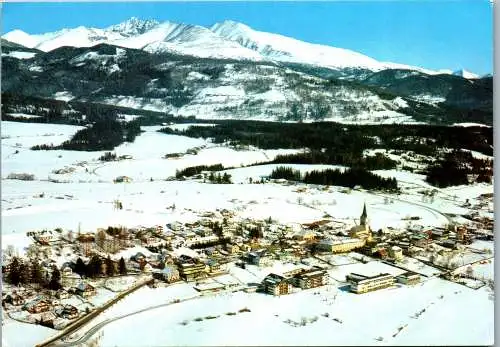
[
  {"left": 31, "top": 259, "right": 44, "bottom": 287},
  {"left": 7, "top": 257, "right": 21, "bottom": 286},
  {"left": 75, "top": 257, "right": 86, "bottom": 276},
  {"left": 119, "top": 257, "right": 127, "bottom": 275},
  {"left": 106, "top": 256, "right": 115, "bottom": 277},
  {"left": 49, "top": 266, "right": 62, "bottom": 290}
]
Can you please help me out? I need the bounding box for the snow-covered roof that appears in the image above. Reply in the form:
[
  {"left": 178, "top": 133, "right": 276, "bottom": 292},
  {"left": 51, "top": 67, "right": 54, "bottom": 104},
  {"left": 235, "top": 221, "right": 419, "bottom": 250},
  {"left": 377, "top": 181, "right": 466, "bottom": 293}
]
[{"left": 76, "top": 282, "right": 94, "bottom": 291}]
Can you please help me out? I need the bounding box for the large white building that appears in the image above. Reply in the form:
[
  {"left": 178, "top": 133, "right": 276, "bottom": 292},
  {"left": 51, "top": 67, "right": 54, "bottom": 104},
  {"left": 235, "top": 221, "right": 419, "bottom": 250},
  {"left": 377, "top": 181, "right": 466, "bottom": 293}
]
[{"left": 346, "top": 273, "right": 395, "bottom": 294}]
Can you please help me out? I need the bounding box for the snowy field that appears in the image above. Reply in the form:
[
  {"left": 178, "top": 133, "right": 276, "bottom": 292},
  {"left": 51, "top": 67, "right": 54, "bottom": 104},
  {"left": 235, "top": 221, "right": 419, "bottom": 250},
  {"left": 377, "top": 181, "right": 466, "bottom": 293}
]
[
  {"left": 2, "top": 122, "right": 301, "bottom": 182},
  {"left": 1, "top": 121, "right": 494, "bottom": 346},
  {"left": 2, "top": 319, "right": 55, "bottom": 347},
  {"left": 89, "top": 277, "right": 493, "bottom": 346},
  {"left": 1, "top": 121, "right": 493, "bottom": 251},
  {"left": 2, "top": 178, "right": 454, "bottom": 249}
]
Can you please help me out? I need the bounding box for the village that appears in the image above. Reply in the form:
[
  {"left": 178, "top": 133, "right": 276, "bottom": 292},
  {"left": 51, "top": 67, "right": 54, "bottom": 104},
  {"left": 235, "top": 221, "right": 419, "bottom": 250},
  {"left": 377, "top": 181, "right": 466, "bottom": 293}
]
[{"left": 1, "top": 188, "right": 494, "bottom": 336}]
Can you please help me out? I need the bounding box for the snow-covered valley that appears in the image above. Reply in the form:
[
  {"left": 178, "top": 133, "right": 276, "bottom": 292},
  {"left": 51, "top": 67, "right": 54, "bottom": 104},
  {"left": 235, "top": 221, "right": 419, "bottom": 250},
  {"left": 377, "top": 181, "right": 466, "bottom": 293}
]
[{"left": 1, "top": 121, "right": 494, "bottom": 346}]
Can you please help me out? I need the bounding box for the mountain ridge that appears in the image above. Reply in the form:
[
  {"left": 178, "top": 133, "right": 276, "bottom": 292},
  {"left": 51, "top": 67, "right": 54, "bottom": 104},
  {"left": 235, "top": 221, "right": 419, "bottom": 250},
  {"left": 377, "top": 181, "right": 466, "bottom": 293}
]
[
  {"left": 1, "top": 41, "right": 492, "bottom": 126},
  {"left": 2, "top": 17, "right": 484, "bottom": 78}
]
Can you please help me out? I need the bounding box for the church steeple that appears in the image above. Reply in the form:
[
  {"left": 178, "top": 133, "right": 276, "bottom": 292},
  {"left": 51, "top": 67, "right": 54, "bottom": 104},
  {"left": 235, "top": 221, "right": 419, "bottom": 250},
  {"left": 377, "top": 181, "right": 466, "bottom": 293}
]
[{"left": 360, "top": 202, "right": 368, "bottom": 226}]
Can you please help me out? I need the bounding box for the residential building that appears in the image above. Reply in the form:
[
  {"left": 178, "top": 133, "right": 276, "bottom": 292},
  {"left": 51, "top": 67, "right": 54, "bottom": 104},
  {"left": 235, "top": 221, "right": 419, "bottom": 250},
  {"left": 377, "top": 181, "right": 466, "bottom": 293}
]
[
  {"left": 186, "top": 235, "right": 220, "bottom": 247},
  {"left": 114, "top": 176, "right": 132, "bottom": 183},
  {"left": 389, "top": 246, "right": 403, "bottom": 261},
  {"left": 292, "top": 268, "right": 328, "bottom": 289},
  {"left": 317, "top": 238, "right": 366, "bottom": 253},
  {"left": 396, "top": 272, "right": 421, "bottom": 285},
  {"left": 261, "top": 273, "right": 292, "bottom": 296},
  {"left": 376, "top": 248, "right": 388, "bottom": 259},
  {"left": 441, "top": 239, "right": 457, "bottom": 250},
  {"left": 178, "top": 262, "right": 207, "bottom": 281},
  {"left": 34, "top": 232, "right": 53, "bottom": 245},
  {"left": 39, "top": 311, "right": 57, "bottom": 326},
  {"left": 153, "top": 266, "right": 180, "bottom": 283},
  {"left": 24, "top": 297, "right": 51, "bottom": 313},
  {"left": 225, "top": 243, "right": 240, "bottom": 254},
  {"left": 130, "top": 252, "right": 147, "bottom": 263},
  {"left": 293, "top": 229, "right": 317, "bottom": 242},
  {"left": 55, "top": 304, "right": 79, "bottom": 319},
  {"left": 301, "top": 220, "right": 330, "bottom": 230},
  {"left": 75, "top": 283, "right": 96, "bottom": 298},
  {"left": 55, "top": 290, "right": 71, "bottom": 299},
  {"left": 246, "top": 250, "right": 271, "bottom": 266},
  {"left": 346, "top": 273, "right": 395, "bottom": 294},
  {"left": 206, "top": 259, "right": 221, "bottom": 273},
  {"left": 61, "top": 263, "right": 73, "bottom": 276},
  {"left": 96, "top": 229, "right": 122, "bottom": 254},
  {"left": 77, "top": 233, "right": 95, "bottom": 256},
  {"left": 410, "top": 234, "right": 429, "bottom": 248},
  {"left": 4, "top": 293, "right": 25, "bottom": 306}
]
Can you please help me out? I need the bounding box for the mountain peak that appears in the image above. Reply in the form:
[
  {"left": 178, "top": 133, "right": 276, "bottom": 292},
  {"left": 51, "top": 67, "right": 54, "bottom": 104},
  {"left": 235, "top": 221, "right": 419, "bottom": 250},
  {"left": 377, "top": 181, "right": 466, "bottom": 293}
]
[
  {"left": 3, "top": 29, "right": 39, "bottom": 48},
  {"left": 211, "top": 20, "right": 252, "bottom": 33},
  {"left": 107, "top": 17, "right": 160, "bottom": 36},
  {"left": 452, "top": 68, "right": 479, "bottom": 79}
]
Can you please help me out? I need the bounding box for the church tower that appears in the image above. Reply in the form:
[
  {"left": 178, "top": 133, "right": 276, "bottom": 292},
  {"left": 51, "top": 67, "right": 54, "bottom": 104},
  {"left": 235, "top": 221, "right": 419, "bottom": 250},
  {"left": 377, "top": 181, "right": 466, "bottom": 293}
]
[
  {"left": 349, "top": 202, "right": 371, "bottom": 240},
  {"left": 360, "top": 202, "right": 368, "bottom": 226}
]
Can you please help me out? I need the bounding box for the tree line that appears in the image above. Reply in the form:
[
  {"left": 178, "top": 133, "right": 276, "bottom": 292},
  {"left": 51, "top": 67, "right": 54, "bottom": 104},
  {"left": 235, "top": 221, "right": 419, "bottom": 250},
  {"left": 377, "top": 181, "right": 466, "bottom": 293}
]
[
  {"left": 270, "top": 166, "right": 398, "bottom": 191},
  {"left": 73, "top": 256, "right": 127, "bottom": 278},
  {"left": 4, "top": 257, "right": 62, "bottom": 290},
  {"left": 31, "top": 119, "right": 142, "bottom": 151},
  {"left": 3, "top": 256, "right": 128, "bottom": 289},
  {"left": 160, "top": 119, "right": 492, "bottom": 157},
  {"left": 175, "top": 164, "right": 225, "bottom": 178},
  {"left": 425, "top": 149, "right": 493, "bottom": 188},
  {"left": 270, "top": 151, "right": 398, "bottom": 170}
]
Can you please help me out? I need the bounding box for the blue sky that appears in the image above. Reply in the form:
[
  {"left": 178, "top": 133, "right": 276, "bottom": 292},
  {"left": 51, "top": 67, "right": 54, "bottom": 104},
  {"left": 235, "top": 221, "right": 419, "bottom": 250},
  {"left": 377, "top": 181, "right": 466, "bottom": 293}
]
[{"left": 2, "top": 1, "right": 493, "bottom": 75}]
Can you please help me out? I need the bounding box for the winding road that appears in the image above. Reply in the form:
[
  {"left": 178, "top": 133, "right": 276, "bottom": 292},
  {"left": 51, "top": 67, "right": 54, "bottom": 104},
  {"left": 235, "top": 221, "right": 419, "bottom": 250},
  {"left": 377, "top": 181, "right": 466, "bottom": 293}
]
[
  {"left": 51, "top": 282, "right": 244, "bottom": 347},
  {"left": 53, "top": 294, "right": 203, "bottom": 347},
  {"left": 364, "top": 190, "right": 454, "bottom": 224}
]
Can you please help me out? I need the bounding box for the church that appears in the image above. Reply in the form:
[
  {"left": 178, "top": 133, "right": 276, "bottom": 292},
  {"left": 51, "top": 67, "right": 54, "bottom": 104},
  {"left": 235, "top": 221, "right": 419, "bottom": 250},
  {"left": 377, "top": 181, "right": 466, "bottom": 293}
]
[{"left": 349, "top": 203, "right": 372, "bottom": 239}]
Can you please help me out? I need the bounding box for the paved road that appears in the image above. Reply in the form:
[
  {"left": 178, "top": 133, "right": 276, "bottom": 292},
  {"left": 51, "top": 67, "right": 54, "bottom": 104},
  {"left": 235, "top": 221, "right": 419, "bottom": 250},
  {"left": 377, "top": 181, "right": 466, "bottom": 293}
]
[
  {"left": 37, "top": 277, "right": 152, "bottom": 347},
  {"left": 365, "top": 190, "right": 454, "bottom": 224}
]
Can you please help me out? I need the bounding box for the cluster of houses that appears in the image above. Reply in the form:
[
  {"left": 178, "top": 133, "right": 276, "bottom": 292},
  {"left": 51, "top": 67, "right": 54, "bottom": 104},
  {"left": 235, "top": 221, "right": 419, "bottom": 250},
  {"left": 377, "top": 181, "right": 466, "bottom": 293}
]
[
  {"left": 1, "top": 200, "right": 491, "bottom": 333},
  {"left": 2, "top": 280, "right": 97, "bottom": 328}
]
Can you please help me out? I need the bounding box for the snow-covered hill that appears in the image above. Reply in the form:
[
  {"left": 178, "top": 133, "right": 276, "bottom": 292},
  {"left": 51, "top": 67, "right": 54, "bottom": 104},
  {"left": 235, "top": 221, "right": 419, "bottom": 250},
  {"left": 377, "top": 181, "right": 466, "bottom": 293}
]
[
  {"left": 128, "top": 22, "right": 264, "bottom": 61},
  {"left": 3, "top": 27, "right": 125, "bottom": 52},
  {"left": 2, "top": 18, "right": 491, "bottom": 124},
  {"left": 210, "top": 20, "right": 386, "bottom": 70},
  {"left": 2, "top": 40, "right": 492, "bottom": 125},
  {"left": 210, "top": 20, "right": 436, "bottom": 74},
  {"left": 452, "top": 69, "right": 479, "bottom": 79},
  {"left": 2, "top": 17, "right": 478, "bottom": 76}
]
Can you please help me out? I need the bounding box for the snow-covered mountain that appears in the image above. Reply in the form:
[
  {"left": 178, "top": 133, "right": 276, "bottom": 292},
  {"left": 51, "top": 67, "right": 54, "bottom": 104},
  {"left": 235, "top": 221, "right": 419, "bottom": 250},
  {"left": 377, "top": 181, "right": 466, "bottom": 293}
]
[
  {"left": 2, "top": 17, "right": 480, "bottom": 77},
  {"left": 452, "top": 69, "right": 479, "bottom": 79},
  {"left": 2, "top": 27, "right": 125, "bottom": 52},
  {"left": 112, "top": 22, "right": 264, "bottom": 61},
  {"left": 210, "top": 20, "right": 385, "bottom": 70},
  {"left": 3, "top": 41, "right": 492, "bottom": 125},
  {"left": 210, "top": 20, "right": 432, "bottom": 73},
  {"left": 106, "top": 17, "right": 160, "bottom": 36}
]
